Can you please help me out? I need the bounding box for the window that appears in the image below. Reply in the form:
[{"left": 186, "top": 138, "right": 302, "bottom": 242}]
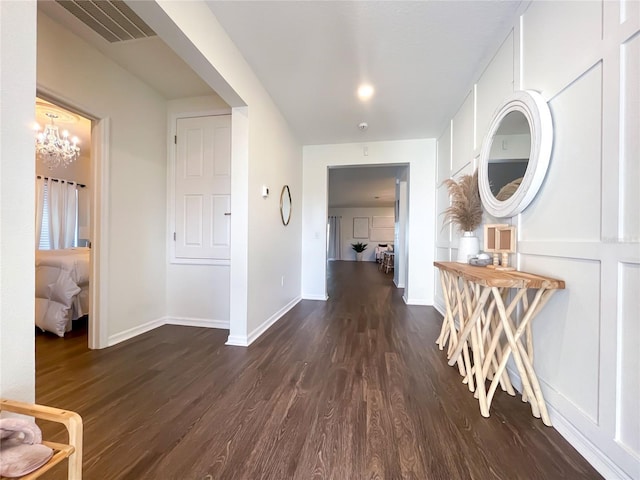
[
  {"left": 37, "top": 181, "right": 78, "bottom": 250},
  {"left": 39, "top": 182, "right": 50, "bottom": 250}
]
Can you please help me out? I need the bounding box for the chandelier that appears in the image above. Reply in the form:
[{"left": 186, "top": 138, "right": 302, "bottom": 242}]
[{"left": 35, "top": 113, "right": 80, "bottom": 169}]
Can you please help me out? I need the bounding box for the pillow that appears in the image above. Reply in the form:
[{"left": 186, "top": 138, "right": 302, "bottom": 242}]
[
  {"left": 35, "top": 298, "right": 70, "bottom": 337},
  {"left": 47, "top": 270, "right": 81, "bottom": 308},
  {"left": 496, "top": 177, "right": 523, "bottom": 201},
  {"left": 34, "top": 265, "right": 59, "bottom": 298}
]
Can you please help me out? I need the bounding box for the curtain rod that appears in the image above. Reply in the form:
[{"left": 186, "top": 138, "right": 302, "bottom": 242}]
[{"left": 37, "top": 175, "right": 86, "bottom": 188}]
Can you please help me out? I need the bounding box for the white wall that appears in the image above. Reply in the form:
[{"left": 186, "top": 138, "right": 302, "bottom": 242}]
[
  {"left": 328, "top": 207, "right": 395, "bottom": 262},
  {"left": 165, "top": 95, "right": 231, "bottom": 328},
  {"left": 394, "top": 177, "right": 408, "bottom": 288},
  {"left": 37, "top": 13, "right": 168, "bottom": 343},
  {"left": 302, "top": 140, "right": 435, "bottom": 304},
  {"left": 0, "top": 0, "right": 37, "bottom": 402},
  {"left": 135, "top": 1, "right": 303, "bottom": 346},
  {"left": 434, "top": 2, "right": 640, "bottom": 478}
]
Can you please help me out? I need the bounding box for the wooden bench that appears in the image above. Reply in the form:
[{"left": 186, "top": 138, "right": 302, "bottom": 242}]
[{"left": 0, "top": 399, "right": 82, "bottom": 479}]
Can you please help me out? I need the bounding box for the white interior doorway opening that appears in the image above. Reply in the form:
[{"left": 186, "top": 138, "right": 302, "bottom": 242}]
[
  {"left": 35, "top": 90, "right": 109, "bottom": 349},
  {"left": 301, "top": 139, "right": 436, "bottom": 306},
  {"left": 326, "top": 164, "right": 409, "bottom": 291}
]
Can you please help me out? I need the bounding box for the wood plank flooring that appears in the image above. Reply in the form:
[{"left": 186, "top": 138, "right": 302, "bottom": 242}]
[{"left": 35, "top": 261, "right": 601, "bottom": 479}]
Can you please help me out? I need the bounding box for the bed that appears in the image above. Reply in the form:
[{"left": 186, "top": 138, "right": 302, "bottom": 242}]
[{"left": 35, "top": 247, "right": 90, "bottom": 337}]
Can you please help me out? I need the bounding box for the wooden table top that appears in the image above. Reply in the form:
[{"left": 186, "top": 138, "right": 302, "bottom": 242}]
[{"left": 434, "top": 261, "right": 565, "bottom": 290}]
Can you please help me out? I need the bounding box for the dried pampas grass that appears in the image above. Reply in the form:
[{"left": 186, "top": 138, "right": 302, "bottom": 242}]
[{"left": 441, "top": 170, "right": 483, "bottom": 232}]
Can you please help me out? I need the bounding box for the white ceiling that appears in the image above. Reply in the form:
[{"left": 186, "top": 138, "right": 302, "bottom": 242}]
[
  {"left": 329, "top": 166, "right": 403, "bottom": 208},
  {"left": 203, "top": 1, "right": 523, "bottom": 208},
  {"left": 38, "top": 0, "right": 216, "bottom": 100},
  {"left": 38, "top": 0, "right": 524, "bottom": 207},
  {"left": 206, "top": 0, "right": 523, "bottom": 145}
]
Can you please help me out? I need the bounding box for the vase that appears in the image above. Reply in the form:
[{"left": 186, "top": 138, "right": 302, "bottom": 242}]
[
  {"left": 457, "top": 231, "right": 479, "bottom": 263},
  {"left": 356, "top": 252, "right": 364, "bottom": 261}
]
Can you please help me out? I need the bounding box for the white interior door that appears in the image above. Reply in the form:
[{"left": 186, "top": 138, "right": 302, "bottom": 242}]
[{"left": 175, "top": 115, "right": 231, "bottom": 261}]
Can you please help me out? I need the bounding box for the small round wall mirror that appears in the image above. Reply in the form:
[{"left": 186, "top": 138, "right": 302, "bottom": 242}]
[
  {"left": 478, "top": 90, "right": 553, "bottom": 218},
  {"left": 280, "top": 185, "right": 292, "bottom": 225}
]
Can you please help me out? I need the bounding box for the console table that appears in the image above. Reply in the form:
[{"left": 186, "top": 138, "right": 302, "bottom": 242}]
[{"left": 434, "top": 261, "right": 565, "bottom": 426}]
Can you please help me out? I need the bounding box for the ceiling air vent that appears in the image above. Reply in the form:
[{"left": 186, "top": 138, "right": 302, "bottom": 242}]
[{"left": 55, "top": 0, "right": 156, "bottom": 43}]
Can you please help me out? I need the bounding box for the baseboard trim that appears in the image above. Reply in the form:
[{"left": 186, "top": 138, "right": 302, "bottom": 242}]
[
  {"left": 394, "top": 278, "right": 405, "bottom": 288},
  {"left": 108, "top": 316, "right": 231, "bottom": 347},
  {"left": 506, "top": 368, "right": 634, "bottom": 480},
  {"left": 301, "top": 293, "right": 328, "bottom": 301},
  {"left": 550, "top": 406, "right": 634, "bottom": 480},
  {"left": 166, "top": 316, "right": 229, "bottom": 329},
  {"left": 107, "top": 317, "right": 165, "bottom": 347},
  {"left": 225, "top": 335, "right": 249, "bottom": 347},
  {"left": 246, "top": 296, "right": 302, "bottom": 346},
  {"left": 403, "top": 297, "right": 431, "bottom": 306}
]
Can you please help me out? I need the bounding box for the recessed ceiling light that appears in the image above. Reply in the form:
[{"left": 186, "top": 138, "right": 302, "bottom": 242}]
[{"left": 357, "top": 84, "right": 374, "bottom": 101}]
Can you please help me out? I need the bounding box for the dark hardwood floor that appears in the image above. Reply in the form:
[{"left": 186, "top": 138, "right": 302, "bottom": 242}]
[{"left": 36, "top": 261, "right": 601, "bottom": 479}]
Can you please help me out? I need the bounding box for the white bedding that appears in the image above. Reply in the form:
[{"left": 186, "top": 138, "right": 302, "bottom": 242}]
[
  {"left": 35, "top": 248, "right": 90, "bottom": 336},
  {"left": 36, "top": 248, "right": 90, "bottom": 285}
]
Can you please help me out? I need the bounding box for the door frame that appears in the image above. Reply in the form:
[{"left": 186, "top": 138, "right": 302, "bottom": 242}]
[
  {"left": 167, "top": 109, "right": 231, "bottom": 266},
  {"left": 324, "top": 163, "right": 411, "bottom": 297},
  {"left": 89, "top": 117, "right": 109, "bottom": 349},
  {"left": 167, "top": 108, "right": 233, "bottom": 265},
  {"left": 36, "top": 87, "right": 110, "bottom": 349}
]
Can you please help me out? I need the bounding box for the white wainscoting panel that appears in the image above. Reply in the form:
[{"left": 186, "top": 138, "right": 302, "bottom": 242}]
[
  {"left": 372, "top": 216, "right": 394, "bottom": 228},
  {"left": 433, "top": 247, "right": 450, "bottom": 311},
  {"left": 437, "top": 123, "right": 452, "bottom": 183},
  {"left": 436, "top": 184, "right": 451, "bottom": 245},
  {"left": 434, "top": 2, "right": 640, "bottom": 477},
  {"left": 618, "top": 261, "right": 640, "bottom": 456},
  {"left": 621, "top": 34, "right": 640, "bottom": 240},
  {"left": 621, "top": 0, "right": 640, "bottom": 27},
  {"left": 520, "top": 254, "right": 601, "bottom": 423},
  {"left": 520, "top": 64, "right": 602, "bottom": 242},
  {"left": 452, "top": 91, "right": 475, "bottom": 174},
  {"left": 523, "top": 0, "right": 603, "bottom": 98},
  {"left": 476, "top": 30, "right": 515, "bottom": 148},
  {"left": 435, "top": 247, "right": 450, "bottom": 262}
]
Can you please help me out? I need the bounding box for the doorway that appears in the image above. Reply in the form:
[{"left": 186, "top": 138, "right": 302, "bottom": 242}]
[
  {"left": 326, "top": 164, "right": 409, "bottom": 292},
  {"left": 35, "top": 93, "right": 108, "bottom": 349}
]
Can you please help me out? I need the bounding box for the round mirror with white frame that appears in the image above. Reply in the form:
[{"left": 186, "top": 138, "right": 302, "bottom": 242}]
[{"left": 478, "top": 90, "right": 553, "bottom": 218}]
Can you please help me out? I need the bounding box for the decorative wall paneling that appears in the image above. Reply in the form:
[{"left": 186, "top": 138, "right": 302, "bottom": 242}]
[
  {"left": 520, "top": 63, "right": 603, "bottom": 241},
  {"left": 434, "top": 2, "right": 639, "bottom": 478},
  {"left": 436, "top": 122, "right": 452, "bottom": 183},
  {"left": 451, "top": 91, "right": 476, "bottom": 175},
  {"left": 620, "top": 33, "right": 639, "bottom": 238},
  {"left": 476, "top": 31, "right": 515, "bottom": 146}
]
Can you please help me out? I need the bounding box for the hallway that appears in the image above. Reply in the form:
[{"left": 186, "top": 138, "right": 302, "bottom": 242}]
[{"left": 35, "top": 261, "right": 600, "bottom": 479}]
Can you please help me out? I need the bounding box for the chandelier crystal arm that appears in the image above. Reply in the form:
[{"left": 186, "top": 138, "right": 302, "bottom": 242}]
[{"left": 35, "top": 113, "right": 80, "bottom": 169}]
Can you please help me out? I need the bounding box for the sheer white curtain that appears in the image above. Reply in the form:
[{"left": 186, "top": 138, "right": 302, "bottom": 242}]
[
  {"left": 48, "top": 180, "right": 77, "bottom": 249},
  {"left": 35, "top": 176, "right": 46, "bottom": 244},
  {"left": 327, "top": 216, "right": 342, "bottom": 260}
]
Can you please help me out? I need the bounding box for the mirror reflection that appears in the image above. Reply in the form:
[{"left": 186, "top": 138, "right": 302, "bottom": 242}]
[{"left": 488, "top": 111, "right": 531, "bottom": 201}]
